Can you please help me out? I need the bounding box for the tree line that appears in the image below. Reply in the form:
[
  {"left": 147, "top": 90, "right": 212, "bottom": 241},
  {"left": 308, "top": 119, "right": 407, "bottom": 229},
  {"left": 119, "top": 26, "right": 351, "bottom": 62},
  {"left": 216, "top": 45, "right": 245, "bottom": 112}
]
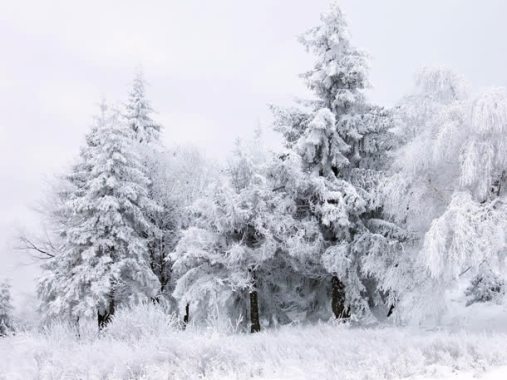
[{"left": 20, "top": 4, "right": 507, "bottom": 332}]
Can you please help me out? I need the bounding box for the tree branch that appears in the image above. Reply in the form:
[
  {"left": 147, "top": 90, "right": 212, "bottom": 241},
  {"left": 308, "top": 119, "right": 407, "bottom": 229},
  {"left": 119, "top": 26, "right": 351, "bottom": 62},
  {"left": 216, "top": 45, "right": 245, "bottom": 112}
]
[{"left": 17, "top": 235, "right": 56, "bottom": 260}]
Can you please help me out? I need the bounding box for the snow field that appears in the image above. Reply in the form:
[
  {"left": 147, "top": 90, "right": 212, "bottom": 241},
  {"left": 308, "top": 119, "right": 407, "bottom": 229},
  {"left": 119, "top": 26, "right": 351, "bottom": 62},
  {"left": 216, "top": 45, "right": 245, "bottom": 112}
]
[{"left": 2, "top": 304, "right": 507, "bottom": 380}]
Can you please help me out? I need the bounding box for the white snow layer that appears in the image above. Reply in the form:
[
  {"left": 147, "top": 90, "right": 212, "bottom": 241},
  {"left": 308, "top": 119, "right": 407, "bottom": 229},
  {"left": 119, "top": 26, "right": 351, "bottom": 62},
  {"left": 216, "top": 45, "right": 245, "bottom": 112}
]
[{"left": 2, "top": 304, "right": 507, "bottom": 380}]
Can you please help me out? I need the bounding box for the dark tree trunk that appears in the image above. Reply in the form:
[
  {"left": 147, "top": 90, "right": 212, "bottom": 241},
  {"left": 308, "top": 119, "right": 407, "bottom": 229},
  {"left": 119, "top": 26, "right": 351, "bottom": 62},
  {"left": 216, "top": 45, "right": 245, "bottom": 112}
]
[
  {"left": 182, "top": 303, "right": 190, "bottom": 329},
  {"left": 331, "top": 275, "right": 349, "bottom": 319},
  {"left": 75, "top": 316, "right": 80, "bottom": 338},
  {"left": 249, "top": 269, "right": 261, "bottom": 333},
  {"left": 98, "top": 297, "right": 115, "bottom": 330},
  {"left": 387, "top": 303, "right": 395, "bottom": 318},
  {"left": 249, "top": 290, "right": 261, "bottom": 333}
]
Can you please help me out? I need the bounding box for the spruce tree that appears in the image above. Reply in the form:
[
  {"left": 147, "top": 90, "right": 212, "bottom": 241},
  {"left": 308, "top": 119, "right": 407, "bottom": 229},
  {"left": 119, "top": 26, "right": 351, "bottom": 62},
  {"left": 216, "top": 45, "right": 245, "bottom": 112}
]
[
  {"left": 38, "top": 103, "right": 160, "bottom": 326},
  {"left": 271, "top": 4, "right": 400, "bottom": 320},
  {"left": 123, "top": 72, "right": 170, "bottom": 300},
  {"left": 124, "top": 71, "right": 161, "bottom": 144}
]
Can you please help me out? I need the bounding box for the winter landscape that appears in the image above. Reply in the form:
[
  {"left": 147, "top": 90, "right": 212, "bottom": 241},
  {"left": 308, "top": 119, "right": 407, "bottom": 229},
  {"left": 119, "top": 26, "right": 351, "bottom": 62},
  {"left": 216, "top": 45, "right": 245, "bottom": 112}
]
[{"left": 2, "top": 1, "right": 507, "bottom": 379}]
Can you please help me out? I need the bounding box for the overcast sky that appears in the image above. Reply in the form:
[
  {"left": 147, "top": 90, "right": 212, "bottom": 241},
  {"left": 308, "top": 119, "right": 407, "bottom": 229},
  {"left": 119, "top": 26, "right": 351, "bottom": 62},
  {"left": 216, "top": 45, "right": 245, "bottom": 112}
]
[{"left": 1, "top": 0, "right": 507, "bottom": 312}]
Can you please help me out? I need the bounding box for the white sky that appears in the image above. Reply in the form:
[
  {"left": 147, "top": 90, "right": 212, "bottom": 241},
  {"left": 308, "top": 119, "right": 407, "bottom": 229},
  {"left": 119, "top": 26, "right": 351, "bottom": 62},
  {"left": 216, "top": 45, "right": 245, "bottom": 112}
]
[{"left": 1, "top": 0, "right": 507, "bottom": 313}]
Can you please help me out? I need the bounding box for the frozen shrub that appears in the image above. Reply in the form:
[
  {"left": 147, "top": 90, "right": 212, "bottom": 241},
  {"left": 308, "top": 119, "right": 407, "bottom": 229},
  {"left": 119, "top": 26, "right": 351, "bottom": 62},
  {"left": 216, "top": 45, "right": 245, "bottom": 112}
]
[
  {"left": 102, "top": 302, "right": 179, "bottom": 341},
  {"left": 465, "top": 271, "right": 505, "bottom": 306}
]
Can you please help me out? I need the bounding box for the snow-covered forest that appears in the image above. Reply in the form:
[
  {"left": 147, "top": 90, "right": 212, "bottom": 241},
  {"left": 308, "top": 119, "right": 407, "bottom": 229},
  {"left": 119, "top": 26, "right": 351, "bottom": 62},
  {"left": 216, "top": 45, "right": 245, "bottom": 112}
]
[{"left": 2, "top": 2, "right": 507, "bottom": 379}]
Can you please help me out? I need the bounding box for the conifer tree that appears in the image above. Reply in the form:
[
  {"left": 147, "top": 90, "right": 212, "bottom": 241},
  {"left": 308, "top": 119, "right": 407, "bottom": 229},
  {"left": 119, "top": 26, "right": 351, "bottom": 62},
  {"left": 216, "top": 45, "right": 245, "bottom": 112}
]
[
  {"left": 172, "top": 135, "right": 278, "bottom": 332},
  {"left": 123, "top": 72, "right": 172, "bottom": 302},
  {"left": 271, "top": 4, "right": 400, "bottom": 320},
  {"left": 38, "top": 103, "right": 160, "bottom": 326},
  {"left": 125, "top": 71, "right": 161, "bottom": 144}
]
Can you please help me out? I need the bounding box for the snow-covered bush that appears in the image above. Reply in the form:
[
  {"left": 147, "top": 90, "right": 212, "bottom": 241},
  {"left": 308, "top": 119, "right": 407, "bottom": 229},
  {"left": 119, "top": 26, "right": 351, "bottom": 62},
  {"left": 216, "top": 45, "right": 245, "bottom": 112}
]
[
  {"left": 38, "top": 318, "right": 95, "bottom": 343},
  {"left": 103, "top": 302, "right": 179, "bottom": 341},
  {"left": 465, "top": 271, "right": 505, "bottom": 306}
]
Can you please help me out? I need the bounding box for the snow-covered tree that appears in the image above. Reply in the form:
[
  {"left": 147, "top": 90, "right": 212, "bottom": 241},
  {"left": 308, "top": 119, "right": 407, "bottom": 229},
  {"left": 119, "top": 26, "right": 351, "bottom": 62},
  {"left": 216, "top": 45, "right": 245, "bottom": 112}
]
[
  {"left": 122, "top": 72, "right": 172, "bottom": 302},
  {"left": 146, "top": 145, "right": 217, "bottom": 307},
  {"left": 392, "top": 67, "right": 468, "bottom": 144},
  {"left": 172, "top": 133, "right": 281, "bottom": 332},
  {"left": 0, "top": 280, "right": 13, "bottom": 336},
  {"left": 122, "top": 72, "right": 217, "bottom": 305},
  {"left": 270, "top": 3, "right": 399, "bottom": 320},
  {"left": 38, "top": 103, "right": 160, "bottom": 326},
  {"left": 386, "top": 68, "right": 507, "bottom": 323},
  {"left": 124, "top": 71, "right": 161, "bottom": 144}
]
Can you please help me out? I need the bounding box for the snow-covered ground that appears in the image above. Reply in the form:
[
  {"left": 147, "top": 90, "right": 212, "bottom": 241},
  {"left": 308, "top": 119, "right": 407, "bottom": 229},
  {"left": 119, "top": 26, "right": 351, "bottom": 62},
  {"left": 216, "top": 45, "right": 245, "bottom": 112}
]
[{"left": 2, "top": 304, "right": 507, "bottom": 380}]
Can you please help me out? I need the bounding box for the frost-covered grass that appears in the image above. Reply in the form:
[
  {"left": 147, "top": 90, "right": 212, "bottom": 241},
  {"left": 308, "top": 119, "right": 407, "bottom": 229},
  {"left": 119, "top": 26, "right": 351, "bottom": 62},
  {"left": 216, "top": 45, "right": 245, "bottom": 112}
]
[{"left": 2, "top": 304, "right": 507, "bottom": 380}]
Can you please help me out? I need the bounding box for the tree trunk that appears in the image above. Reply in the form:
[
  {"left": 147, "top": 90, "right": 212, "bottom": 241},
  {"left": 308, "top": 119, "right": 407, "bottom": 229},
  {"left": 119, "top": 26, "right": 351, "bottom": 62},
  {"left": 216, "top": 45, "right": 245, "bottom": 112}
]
[
  {"left": 182, "top": 303, "right": 190, "bottom": 329},
  {"left": 387, "top": 304, "right": 395, "bottom": 318},
  {"left": 249, "top": 269, "right": 261, "bottom": 333},
  {"left": 249, "top": 290, "right": 261, "bottom": 333},
  {"left": 98, "top": 296, "right": 115, "bottom": 330},
  {"left": 75, "top": 316, "right": 80, "bottom": 338},
  {"left": 331, "top": 275, "right": 349, "bottom": 319}
]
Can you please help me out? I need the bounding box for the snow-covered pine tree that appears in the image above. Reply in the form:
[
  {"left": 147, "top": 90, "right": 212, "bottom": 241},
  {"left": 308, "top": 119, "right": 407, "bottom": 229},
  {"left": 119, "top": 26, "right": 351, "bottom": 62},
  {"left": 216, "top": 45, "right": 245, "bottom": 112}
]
[
  {"left": 386, "top": 67, "right": 507, "bottom": 323},
  {"left": 271, "top": 3, "right": 400, "bottom": 320},
  {"left": 171, "top": 134, "right": 279, "bottom": 332},
  {"left": 122, "top": 72, "right": 174, "bottom": 303},
  {"left": 0, "top": 280, "right": 13, "bottom": 336},
  {"left": 125, "top": 71, "right": 161, "bottom": 144},
  {"left": 38, "top": 103, "right": 160, "bottom": 327},
  {"left": 37, "top": 102, "right": 110, "bottom": 321}
]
